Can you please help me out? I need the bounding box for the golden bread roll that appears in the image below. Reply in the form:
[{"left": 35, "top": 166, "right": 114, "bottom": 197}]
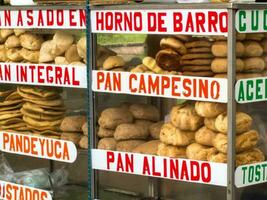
[
  {"left": 5, "top": 35, "right": 20, "bottom": 48},
  {"left": 130, "top": 64, "right": 148, "bottom": 73},
  {"left": 204, "top": 117, "right": 218, "bottom": 132},
  {"left": 61, "top": 132, "right": 82, "bottom": 145},
  {"left": 60, "top": 116, "right": 86, "bottom": 132},
  {"left": 14, "top": 29, "right": 26, "bottom": 36},
  {"left": 157, "top": 142, "right": 186, "bottom": 158},
  {"left": 0, "top": 45, "right": 7, "bottom": 61},
  {"left": 98, "top": 107, "right": 134, "bottom": 130},
  {"left": 114, "top": 123, "right": 149, "bottom": 140},
  {"left": 129, "top": 104, "right": 160, "bottom": 122},
  {"left": 51, "top": 31, "right": 74, "bottom": 56},
  {"left": 155, "top": 49, "right": 181, "bottom": 71},
  {"left": 132, "top": 140, "right": 160, "bottom": 155},
  {"left": 65, "top": 44, "right": 81, "bottom": 63},
  {"left": 215, "top": 112, "right": 252, "bottom": 134},
  {"left": 160, "top": 122, "right": 195, "bottom": 146},
  {"left": 149, "top": 121, "right": 164, "bottom": 139},
  {"left": 236, "top": 148, "right": 265, "bottom": 166},
  {"left": 98, "top": 138, "right": 117, "bottom": 150},
  {"left": 55, "top": 56, "right": 69, "bottom": 65},
  {"left": 186, "top": 143, "right": 217, "bottom": 161},
  {"left": 207, "top": 151, "right": 227, "bottom": 163},
  {"left": 243, "top": 41, "right": 263, "bottom": 57},
  {"left": 195, "top": 126, "right": 217, "bottom": 146},
  {"left": 39, "top": 40, "right": 56, "bottom": 63},
  {"left": 195, "top": 102, "right": 226, "bottom": 118},
  {"left": 211, "top": 58, "right": 244, "bottom": 73},
  {"left": 103, "top": 56, "right": 125, "bottom": 70},
  {"left": 1, "top": 29, "right": 13, "bottom": 39},
  {"left": 116, "top": 140, "right": 146, "bottom": 152},
  {"left": 170, "top": 104, "right": 203, "bottom": 131},
  {"left": 211, "top": 41, "right": 245, "bottom": 57},
  {"left": 6, "top": 48, "right": 23, "bottom": 62},
  {"left": 20, "top": 48, "right": 39, "bottom": 63},
  {"left": 77, "top": 36, "right": 86, "bottom": 61},
  {"left": 79, "top": 136, "right": 88, "bottom": 149},
  {"left": 160, "top": 37, "right": 187, "bottom": 55},
  {"left": 243, "top": 57, "right": 265, "bottom": 72},
  {"left": 97, "top": 127, "right": 114, "bottom": 138},
  {"left": 82, "top": 123, "right": 88, "bottom": 136},
  {"left": 20, "top": 33, "right": 44, "bottom": 50},
  {"left": 143, "top": 57, "right": 165, "bottom": 74}
]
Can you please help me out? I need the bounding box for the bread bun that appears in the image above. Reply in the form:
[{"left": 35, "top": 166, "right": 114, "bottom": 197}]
[
  {"left": 160, "top": 37, "right": 187, "bottom": 55},
  {"left": 186, "top": 143, "right": 217, "bottom": 161},
  {"left": 155, "top": 49, "right": 181, "bottom": 71},
  {"left": 212, "top": 41, "right": 245, "bottom": 57},
  {"left": 211, "top": 58, "right": 244, "bottom": 73},
  {"left": 157, "top": 142, "right": 186, "bottom": 158},
  {"left": 103, "top": 56, "right": 125, "bottom": 70},
  {"left": 195, "top": 126, "right": 217, "bottom": 146},
  {"left": 195, "top": 102, "right": 226, "bottom": 118}
]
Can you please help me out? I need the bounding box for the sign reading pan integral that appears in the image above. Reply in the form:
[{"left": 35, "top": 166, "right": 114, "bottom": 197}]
[
  {"left": 0, "top": 180, "right": 52, "bottom": 200},
  {"left": 91, "top": 9, "right": 228, "bottom": 35},
  {"left": 235, "top": 77, "right": 267, "bottom": 103},
  {"left": 92, "top": 149, "right": 227, "bottom": 186},
  {"left": 92, "top": 71, "right": 228, "bottom": 103},
  {"left": 235, "top": 161, "right": 267, "bottom": 188},
  {"left": 236, "top": 9, "right": 267, "bottom": 33},
  {"left": 0, "top": 132, "right": 78, "bottom": 163},
  {"left": 0, "top": 9, "right": 85, "bottom": 29}
]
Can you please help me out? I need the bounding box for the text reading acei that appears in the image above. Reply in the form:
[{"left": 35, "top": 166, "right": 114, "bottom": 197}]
[
  {"left": 0, "top": 132, "right": 77, "bottom": 163},
  {"left": 235, "top": 78, "right": 267, "bottom": 103}
]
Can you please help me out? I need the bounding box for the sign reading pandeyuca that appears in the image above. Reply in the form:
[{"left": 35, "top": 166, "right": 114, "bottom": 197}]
[
  {"left": 235, "top": 78, "right": 267, "bottom": 103},
  {"left": 235, "top": 161, "right": 267, "bottom": 188},
  {"left": 92, "top": 149, "right": 227, "bottom": 186},
  {"left": 0, "top": 180, "right": 52, "bottom": 200},
  {"left": 91, "top": 9, "right": 228, "bottom": 35},
  {"left": 0, "top": 63, "right": 87, "bottom": 88},
  {"left": 0, "top": 9, "right": 85, "bottom": 29},
  {"left": 236, "top": 10, "right": 267, "bottom": 33},
  {"left": 0, "top": 132, "right": 77, "bottom": 163},
  {"left": 92, "top": 71, "right": 228, "bottom": 103}
]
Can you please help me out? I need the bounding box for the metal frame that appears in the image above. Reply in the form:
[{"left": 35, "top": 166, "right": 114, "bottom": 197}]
[{"left": 88, "top": 2, "right": 267, "bottom": 200}]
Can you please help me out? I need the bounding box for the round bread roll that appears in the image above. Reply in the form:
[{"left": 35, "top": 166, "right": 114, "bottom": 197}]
[
  {"left": 20, "top": 48, "right": 39, "bottom": 63},
  {"left": 211, "top": 41, "right": 245, "bottom": 57},
  {"left": 213, "top": 130, "right": 259, "bottom": 154},
  {"left": 129, "top": 104, "right": 160, "bottom": 122},
  {"left": 65, "top": 44, "right": 81, "bottom": 63},
  {"left": 77, "top": 36, "right": 86, "bottom": 61},
  {"left": 14, "top": 29, "right": 26, "bottom": 36},
  {"left": 5, "top": 35, "right": 20, "bottom": 48},
  {"left": 170, "top": 104, "right": 203, "bottom": 131},
  {"left": 131, "top": 64, "right": 148, "bottom": 73},
  {"left": 133, "top": 140, "right": 160, "bottom": 155},
  {"left": 195, "top": 126, "right": 217, "bottom": 146},
  {"left": 155, "top": 49, "right": 181, "bottom": 71},
  {"left": 103, "top": 56, "right": 125, "bottom": 70},
  {"left": 243, "top": 41, "right": 263, "bottom": 57},
  {"left": 20, "top": 33, "right": 44, "bottom": 50},
  {"left": 79, "top": 136, "right": 88, "bottom": 149},
  {"left": 160, "top": 122, "right": 195, "bottom": 146},
  {"left": 215, "top": 112, "right": 252, "bottom": 134},
  {"left": 97, "top": 127, "right": 114, "bottom": 138},
  {"left": 186, "top": 143, "right": 217, "bottom": 161},
  {"left": 55, "top": 56, "right": 69, "bottom": 65},
  {"left": 0, "top": 29, "right": 13, "bottom": 39},
  {"left": 98, "top": 107, "right": 134, "bottom": 130},
  {"left": 0, "top": 45, "right": 7, "bottom": 62},
  {"left": 243, "top": 57, "right": 265, "bottom": 72},
  {"left": 204, "top": 118, "right": 218, "bottom": 132},
  {"left": 157, "top": 142, "right": 186, "bottom": 158},
  {"left": 6, "top": 48, "right": 23, "bottom": 62},
  {"left": 114, "top": 123, "right": 149, "bottom": 140},
  {"left": 160, "top": 37, "right": 187, "bottom": 55},
  {"left": 195, "top": 102, "right": 226, "bottom": 118},
  {"left": 98, "top": 138, "right": 117, "bottom": 150},
  {"left": 207, "top": 151, "right": 227, "bottom": 163},
  {"left": 61, "top": 132, "right": 82, "bottom": 145},
  {"left": 143, "top": 56, "right": 165, "bottom": 74},
  {"left": 211, "top": 58, "right": 244, "bottom": 73},
  {"left": 261, "top": 39, "right": 267, "bottom": 53},
  {"left": 60, "top": 116, "right": 86, "bottom": 132},
  {"left": 82, "top": 123, "right": 88, "bottom": 136},
  {"left": 236, "top": 148, "right": 265, "bottom": 167},
  {"left": 39, "top": 40, "right": 56, "bottom": 63},
  {"left": 149, "top": 121, "right": 164, "bottom": 139},
  {"left": 116, "top": 140, "right": 146, "bottom": 152},
  {"left": 51, "top": 31, "right": 74, "bottom": 56},
  {"left": 135, "top": 119, "right": 153, "bottom": 129}
]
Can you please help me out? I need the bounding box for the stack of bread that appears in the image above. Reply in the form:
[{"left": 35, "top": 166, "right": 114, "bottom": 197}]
[
  {"left": 0, "top": 29, "right": 86, "bottom": 65},
  {"left": 0, "top": 89, "right": 28, "bottom": 132},
  {"left": 97, "top": 103, "right": 163, "bottom": 155},
  {"left": 60, "top": 115, "right": 88, "bottom": 149},
  {"left": 18, "top": 86, "right": 66, "bottom": 138},
  {"left": 181, "top": 39, "right": 214, "bottom": 77}
]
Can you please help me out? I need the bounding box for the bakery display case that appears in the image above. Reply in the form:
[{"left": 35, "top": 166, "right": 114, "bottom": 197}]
[
  {"left": 0, "top": 3, "right": 88, "bottom": 200},
  {"left": 89, "top": 2, "right": 267, "bottom": 200}
]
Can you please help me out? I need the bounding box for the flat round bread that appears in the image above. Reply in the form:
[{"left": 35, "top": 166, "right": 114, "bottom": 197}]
[
  {"left": 23, "top": 98, "right": 64, "bottom": 107},
  {"left": 21, "top": 108, "right": 64, "bottom": 121},
  {"left": 0, "top": 109, "right": 21, "bottom": 115},
  {"left": 23, "top": 102, "right": 65, "bottom": 115},
  {"left": 17, "top": 87, "right": 60, "bottom": 100},
  {"left": 23, "top": 115, "right": 63, "bottom": 127},
  {"left": 0, "top": 112, "right": 22, "bottom": 120},
  {"left": 0, "top": 118, "right": 23, "bottom": 125},
  {"left": 0, "top": 122, "right": 27, "bottom": 130},
  {"left": 18, "top": 86, "right": 59, "bottom": 98},
  {"left": 0, "top": 103, "right": 22, "bottom": 112},
  {"left": 0, "top": 90, "right": 15, "bottom": 98},
  {"left": 5, "top": 91, "right": 22, "bottom": 100},
  {"left": 0, "top": 99, "right": 23, "bottom": 107}
]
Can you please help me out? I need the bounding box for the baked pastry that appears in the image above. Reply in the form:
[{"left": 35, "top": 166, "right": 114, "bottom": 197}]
[
  {"left": 243, "top": 41, "right": 263, "bottom": 57},
  {"left": 213, "top": 130, "right": 259, "bottom": 154},
  {"left": 51, "top": 31, "right": 74, "bottom": 56},
  {"left": 211, "top": 58, "right": 244, "bottom": 73},
  {"left": 82, "top": 123, "right": 88, "bottom": 136},
  {"left": 215, "top": 112, "right": 252, "bottom": 134},
  {"left": 5, "top": 35, "right": 20, "bottom": 48},
  {"left": 186, "top": 143, "right": 217, "bottom": 161},
  {"left": 135, "top": 119, "right": 153, "bottom": 130},
  {"left": 204, "top": 117, "right": 217, "bottom": 132},
  {"left": 60, "top": 116, "right": 86, "bottom": 132},
  {"left": 61, "top": 132, "right": 82, "bottom": 145},
  {"left": 160, "top": 122, "right": 195, "bottom": 146},
  {"left": 149, "top": 121, "right": 164, "bottom": 139},
  {"left": 55, "top": 57, "right": 69, "bottom": 65},
  {"left": 130, "top": 64, "right": 149, "bottom": 73},
  {"left": 20, "top": 48, "right": 39, "bottom": 63},
  {"left": 114, "top": 123, "right": 149, "bottom": 140},
  {"left": 195, "top": 126, "right": 217, "bottom": 146},
  {"left": 77, "top": 36, "right": 86, "bottom": 62},
  {"left": 39, "top": 40, "right": 56, "bottom": 63},
  {"left": 246, "top": 33, "right": 264, "bottom": 41},
  {"left": 207, "top": 151, "right": 227, "bottom": 163},
  {"left": 14, "top": 29, "right": 26, "bottom": 36},
  {"left": 132, "top": 140, "right": 160, "bottom": 155},
  {"left": 1, "top": 29, "right": 13, "bottom": 39},
  {"left": 211, "top": 41, "right": 245, "bottom": 57},
  {"left": 155, "top": 49, "right": 181, "bottom": 71},
  {"left": 98, "top": 107, "right": 133, "bottom": 129},
  {"left": 170, "top": 104, "right": 203, "bottom": 131},
  {"left": 65, "top": 44, "right": 81, "bottom": 63},
  {"left": 243, "top": 57, "right": 265, "bottom": 72},
  {"left": 79, "top": 136, "right": 88, "bottom": 149},
  {"left": 20, "top": 33, "right": 44, "bottom": 50},
  {"left": 195, "top": 102, "right": 226, "bottom": 118},
  {"left": 103, "top": 56, "right": 125, "bottom": 70},
  {"left": 129, "top": 104, "right": 160, "bottom": 122},
  {"left": 157, "top": 142, "right": 186, "bottom": 158},
  {"left": 6, "top": 48, "right": 23, "bottom": 62},
  {"left": 160, "top": 37, "right": 187, "bottom": 55},
  {"left": 236, "top": 148, "right": 265, "bottom": 166},
  {"left": 0, "top": 45, "right": 7, "bottom": 62},
  {"left": 143, "top": 57, "right": 165, "bottom": 74},
  {"left": 97, "top": 127, "right": 114, "bottom": 138},
  {"left": 98, "top": 138, "right": 117, "bottom": 150},
  {"left": 116, "top": 140, "right": 146, "bottom": 152}
]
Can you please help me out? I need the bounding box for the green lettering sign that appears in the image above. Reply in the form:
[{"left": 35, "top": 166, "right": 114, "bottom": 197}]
[{"left": 238, "top": 81, "right": 245, "bottom": 102}]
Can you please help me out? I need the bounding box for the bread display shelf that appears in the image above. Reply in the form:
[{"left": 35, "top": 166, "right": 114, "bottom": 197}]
[{"left": 92, "top": 149, "right": 227, "bottom": 186}]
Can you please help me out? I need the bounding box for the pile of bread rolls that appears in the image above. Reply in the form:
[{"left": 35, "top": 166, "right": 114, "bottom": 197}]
[
  {"left": 0, "top": 29, "right": 86, "bottom": 66},
  {"left": 97, "top": 103, "right": 163, "bottom": 154}
]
